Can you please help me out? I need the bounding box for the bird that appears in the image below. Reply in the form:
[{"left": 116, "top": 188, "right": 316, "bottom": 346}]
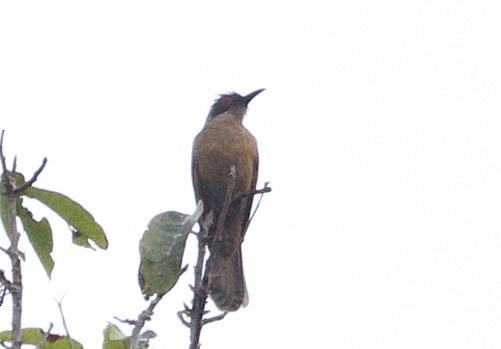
[{"left": 191, "top": 89, "right": 264, "bottom": 311}]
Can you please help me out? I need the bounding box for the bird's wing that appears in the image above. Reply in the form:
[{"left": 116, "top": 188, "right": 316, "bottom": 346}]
[
  {"left": 242, "top": 144, "right": 259, "bottom": 238},
  {"left": 191, "top": 136, "right": 203, "bottom": 208}
]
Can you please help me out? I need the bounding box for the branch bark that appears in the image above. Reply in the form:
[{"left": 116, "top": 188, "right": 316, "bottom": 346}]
[
  {"left": 0, "top": 130, "right": 23, "bottom": 349},
  {"left": 188, "top": 228, "right": 209, "bottom": 349},
  {"left": 6, "top": 197, "right": 22, "bottom": 349},
  {"left": 189, "top": 166, "right": 237, "bottom": 349},
  {"left": 130, "top": 295, "right": 163, "bottom": 349},
  {"left": 115, "top": 295, "right": 163, "bottom": 349}
]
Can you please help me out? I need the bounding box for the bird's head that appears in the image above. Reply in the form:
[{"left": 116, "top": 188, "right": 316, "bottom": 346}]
[{"left": 206, "top": 88, "right": 265, "bottom": 122}]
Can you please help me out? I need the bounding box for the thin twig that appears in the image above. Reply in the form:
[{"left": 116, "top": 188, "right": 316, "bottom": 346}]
[
  {"left": 177, "top": 310, "right": 191, "bottom": 327},
  {"left": 202, "top": 312, "right": 227, "bottom": 325},
  {"left": 129, "top": 295, "right": 163, "bottom": 349},
  {"left": 229, "top": 184, "right": 272, "bottom": 206},
  {"left": 188, "top": 217, "right": 210, "bottom": 349},
  {"left": 113, "top": 316, "right": 137, "bottom": 326},
  {"left": 55, "top": 297, "right": 75, "bottom": 349},
  {"left": 244, "top": 181, "right": 270, "bottom": 235}
]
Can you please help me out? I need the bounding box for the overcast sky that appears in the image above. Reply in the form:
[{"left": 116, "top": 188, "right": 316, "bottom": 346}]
[{"left": 1, "top": 1, "right": 501, "bottom": 348}]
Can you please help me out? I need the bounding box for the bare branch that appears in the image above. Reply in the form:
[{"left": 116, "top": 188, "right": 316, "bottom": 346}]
[
  {"left": 129, "top": 294, "right": 164, "bottom": 349},
  {"left": 184, "top": 170, "right": 238, "bottom": 349},
  {"left": 187, "top": 218, "right": 209, "bottom": 349},
  {"left": 0, "top": 131, "right": 47, "bottom": 196},
  {"left": 113, "top": 317, "right": 137, "bottom": 326},
  {"left": 0, "top": 131, "right": 23, "bottom": 349},
  {"left": 244, "top": 181, "right": 270, "bottom": 234},
  {"left": 177, "top": 310, "right": 191, "bottom": 328},
  {"left": 202, "top": 312, "right": 227, "bottom": 325}
]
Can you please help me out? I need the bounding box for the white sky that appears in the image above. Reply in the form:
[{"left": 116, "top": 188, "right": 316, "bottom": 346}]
[{"left": 1, "top": 1, "right": 501, "bottom": 348}]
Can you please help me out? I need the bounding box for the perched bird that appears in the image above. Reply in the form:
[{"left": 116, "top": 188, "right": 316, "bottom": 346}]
[{"left": 192, "top": 89, "right": 264, "bottom": 311}]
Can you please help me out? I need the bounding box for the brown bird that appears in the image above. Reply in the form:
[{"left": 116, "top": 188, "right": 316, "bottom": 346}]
[{"left": 192, "top": 89, "right": 264, "bottom": 311}]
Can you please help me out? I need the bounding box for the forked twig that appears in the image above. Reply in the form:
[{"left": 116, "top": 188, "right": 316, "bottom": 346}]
[
  {"left": 55, "top": 297, "right": 75, "bottom": 349},
  {"left": 12, "top": 158, "right": 47, "bottom": 195}
]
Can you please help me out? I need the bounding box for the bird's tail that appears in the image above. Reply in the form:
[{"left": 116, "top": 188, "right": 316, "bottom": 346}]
[{"left": 207, "top": 247, "right": 248, "bottom": 312}]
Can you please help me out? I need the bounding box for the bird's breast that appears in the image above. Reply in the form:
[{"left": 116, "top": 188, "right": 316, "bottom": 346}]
[{"left": 193, "top": 121, "right": 258, "bottom": 205}]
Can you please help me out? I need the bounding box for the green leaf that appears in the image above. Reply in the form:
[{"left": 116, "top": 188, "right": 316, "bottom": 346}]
[
  {"left": 0, "top": 175, "right": 26, "bottom": 260},
  {"left": 0, "top": 328, "right": 83, "bottom": 348},
  {"left": 139, "top": 201, "right": 203, "bottom": 299},
  {"left": 17, "top": 201, "right": 54, "bottom": 278},
  {"left": 23, "top": 186, "right": 108, "bottom": 249},
  {"left": 102, "top": 323, "right": 131, "bottom": 349},
  {"left": 70, "top": 226, "right": 95, "bottom": 249},
  {"left": 0, "top": 179, "right": 11, "bottom": 237},
  {"left": 0, "top": 175, "right": 21, "bottom": 239},
  {"left": 0, "top": 328, "right": 43, "bottom": 343}
]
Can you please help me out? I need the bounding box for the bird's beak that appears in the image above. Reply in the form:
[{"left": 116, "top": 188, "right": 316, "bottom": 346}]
[{"left": 244, "top": 88, "right": 265, "bottom": 106}]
